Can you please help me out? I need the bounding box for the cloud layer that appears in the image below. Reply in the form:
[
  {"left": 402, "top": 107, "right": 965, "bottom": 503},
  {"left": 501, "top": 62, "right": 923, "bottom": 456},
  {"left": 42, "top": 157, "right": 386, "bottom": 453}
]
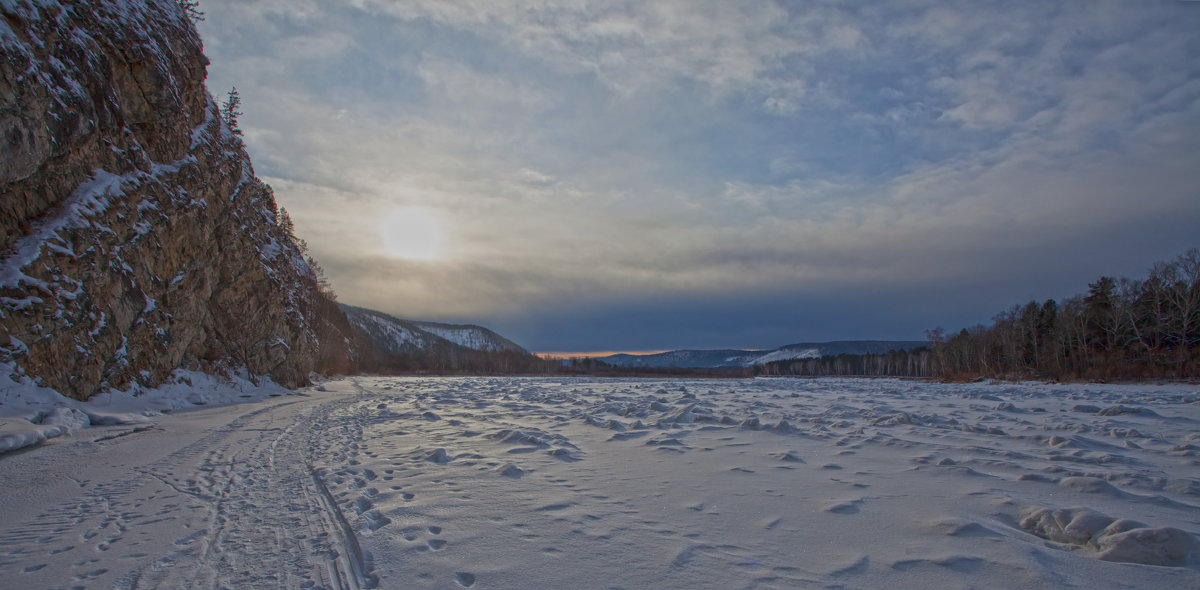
[{"left": 198, "top": 0, "right": 1200, "bottom": 350}]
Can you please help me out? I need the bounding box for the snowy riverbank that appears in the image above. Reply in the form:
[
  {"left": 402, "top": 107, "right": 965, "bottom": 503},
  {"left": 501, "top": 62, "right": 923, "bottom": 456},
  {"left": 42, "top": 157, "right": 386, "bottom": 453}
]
[
  {"left": 1, "top": 376, "right": 1198, "bottom": 588},
  {"left": 0, "top": 362, "right": 296, "bottom": 454}
]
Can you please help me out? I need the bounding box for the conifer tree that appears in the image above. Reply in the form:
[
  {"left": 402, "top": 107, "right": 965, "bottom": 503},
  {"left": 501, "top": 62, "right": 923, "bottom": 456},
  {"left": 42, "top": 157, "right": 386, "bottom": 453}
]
[
  {"left": 1084, "top": 276, "right": 1117, "bottom": 351},
  {"left": 278, "top": 207, "right": 297, "bottom": 241},
  {"left": 178, "top": 0, "right": 204, "bottom": 22},
  {"left": 221, "top": 87, "right": 243, "bottom": 136}
]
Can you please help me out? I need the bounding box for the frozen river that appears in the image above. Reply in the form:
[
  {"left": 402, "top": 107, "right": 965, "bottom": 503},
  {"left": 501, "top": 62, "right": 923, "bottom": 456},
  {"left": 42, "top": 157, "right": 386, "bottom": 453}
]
[{"left": 1, "top": 376, "right": 1198, "bottom": 588}]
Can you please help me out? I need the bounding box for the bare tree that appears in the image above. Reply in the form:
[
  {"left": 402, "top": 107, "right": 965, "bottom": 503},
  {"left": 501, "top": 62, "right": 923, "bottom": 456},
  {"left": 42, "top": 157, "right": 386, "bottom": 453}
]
[{"left": 1151, "top": 248, "right": 1200, "bottom": 368}]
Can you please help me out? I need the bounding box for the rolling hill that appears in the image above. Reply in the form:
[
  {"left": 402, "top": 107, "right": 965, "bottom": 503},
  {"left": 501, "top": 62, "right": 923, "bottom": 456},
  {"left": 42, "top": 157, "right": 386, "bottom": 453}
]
[{"left": 340, "top": 305, "right": 527, "bottom": 357}]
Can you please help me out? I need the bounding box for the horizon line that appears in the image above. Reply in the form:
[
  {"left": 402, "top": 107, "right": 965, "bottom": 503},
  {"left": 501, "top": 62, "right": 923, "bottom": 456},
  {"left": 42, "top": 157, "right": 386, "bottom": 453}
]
[
  {"left": 535, "top": 348, "right": 778, "bottom": 359},
  {"left": 535, "top": 350, "right": 673, "bottom": 360}
]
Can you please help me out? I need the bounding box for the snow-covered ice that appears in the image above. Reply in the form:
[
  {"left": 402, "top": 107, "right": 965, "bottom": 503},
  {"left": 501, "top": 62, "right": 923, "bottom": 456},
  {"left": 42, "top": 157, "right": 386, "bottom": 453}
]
[{"left": 1, "top": 376, "right": 1198, "bottom": 588}]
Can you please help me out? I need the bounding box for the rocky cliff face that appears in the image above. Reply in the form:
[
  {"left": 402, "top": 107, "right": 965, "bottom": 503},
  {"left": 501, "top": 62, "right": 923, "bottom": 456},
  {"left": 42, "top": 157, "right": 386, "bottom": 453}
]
[{"left": 0, "top": 0, "right": 328, "bottom": 399}]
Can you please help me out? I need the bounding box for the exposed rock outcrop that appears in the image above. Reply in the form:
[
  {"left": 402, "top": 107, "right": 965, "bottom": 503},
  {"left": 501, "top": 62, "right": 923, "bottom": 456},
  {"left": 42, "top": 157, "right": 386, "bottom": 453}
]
[{"left": 0, "top": 0, "right": 332, "bottom": 399}]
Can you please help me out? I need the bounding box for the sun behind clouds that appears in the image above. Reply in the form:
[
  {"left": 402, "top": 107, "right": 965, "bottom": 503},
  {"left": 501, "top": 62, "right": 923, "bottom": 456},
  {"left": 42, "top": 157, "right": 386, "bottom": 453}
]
[{"left": 379, "top": 206, "right": 444, "bottom": 261}]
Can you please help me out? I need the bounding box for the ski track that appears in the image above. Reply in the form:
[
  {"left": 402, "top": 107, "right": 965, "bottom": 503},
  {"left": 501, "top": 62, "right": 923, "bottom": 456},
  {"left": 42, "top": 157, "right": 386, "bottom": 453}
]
[
  {"left": 1, "top": 376, "right": 1199, "bottom": 589},
  {"left": 0, "top": 393, "right": 379, "bottom": 589}
]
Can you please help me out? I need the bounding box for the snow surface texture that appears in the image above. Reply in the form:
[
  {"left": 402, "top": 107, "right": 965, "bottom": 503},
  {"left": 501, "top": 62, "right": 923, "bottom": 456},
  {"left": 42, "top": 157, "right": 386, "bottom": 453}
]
[{"left": 0, "top": 377, "right": 1198, "bottom": 589}]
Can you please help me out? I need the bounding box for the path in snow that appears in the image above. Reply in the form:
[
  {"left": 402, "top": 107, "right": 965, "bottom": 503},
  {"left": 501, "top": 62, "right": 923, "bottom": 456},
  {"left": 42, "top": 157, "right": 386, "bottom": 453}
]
[{"left": 0, "top": 387, "right": 376, "bottom": 589}]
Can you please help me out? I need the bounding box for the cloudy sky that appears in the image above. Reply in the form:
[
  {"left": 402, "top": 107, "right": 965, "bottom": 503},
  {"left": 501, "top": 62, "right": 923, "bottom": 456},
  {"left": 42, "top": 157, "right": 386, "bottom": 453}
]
[{"left": 196, "top": 0, "right": 1200, "bottom": 352}]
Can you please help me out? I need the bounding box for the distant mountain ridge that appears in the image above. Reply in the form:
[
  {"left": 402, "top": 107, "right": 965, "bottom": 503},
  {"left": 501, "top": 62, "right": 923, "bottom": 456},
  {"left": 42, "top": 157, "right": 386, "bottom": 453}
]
[
  {"left": 340, "top": 305, "right": 527, "bottom": 356},
  {"left": 598, "top": 340, "right": 928, "bottom": 369},
  {"left": 341, "top": 303, "right": 925, "bottom": 374}
]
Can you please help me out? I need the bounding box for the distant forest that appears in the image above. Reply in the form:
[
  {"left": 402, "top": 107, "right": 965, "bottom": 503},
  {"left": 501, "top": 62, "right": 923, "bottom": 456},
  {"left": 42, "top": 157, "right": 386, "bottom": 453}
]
[
  {"left": 364, "top": 349, "right": 751, "bottom": 378},
  {"left": 757, "top": 248, "right": 1199, "bottom": 381},
  {"left": 367, "top": 346, "right": 557, "bottom": 376}
]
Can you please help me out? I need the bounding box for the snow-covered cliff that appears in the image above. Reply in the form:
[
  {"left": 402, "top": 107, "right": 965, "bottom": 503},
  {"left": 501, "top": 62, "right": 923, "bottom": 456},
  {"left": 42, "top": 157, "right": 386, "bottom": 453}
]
[{"left": 0, "top": 0, "right": 328, "bottom": 399}]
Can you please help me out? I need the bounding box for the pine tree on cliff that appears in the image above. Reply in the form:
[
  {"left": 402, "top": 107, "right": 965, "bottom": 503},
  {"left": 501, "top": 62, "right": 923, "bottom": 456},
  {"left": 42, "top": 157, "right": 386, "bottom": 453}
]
[
  {"left": 222, "top": 87, "right": 243, "bottom": 136},
  {"left": 178, "top": 0, "right": 204, "bottom": 21},
  {"left": 278, "top": 207, "right": 297, "bottom": 241}
]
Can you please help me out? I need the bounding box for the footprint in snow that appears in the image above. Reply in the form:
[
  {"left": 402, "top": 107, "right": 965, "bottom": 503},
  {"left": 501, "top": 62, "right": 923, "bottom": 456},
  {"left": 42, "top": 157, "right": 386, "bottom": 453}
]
[{"left": 825, "top": 499, "right": 864, "bottom": 515}]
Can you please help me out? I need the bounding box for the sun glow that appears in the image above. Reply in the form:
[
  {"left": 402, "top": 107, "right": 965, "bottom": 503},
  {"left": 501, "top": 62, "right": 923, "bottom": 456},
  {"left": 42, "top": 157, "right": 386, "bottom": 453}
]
[{"left": 379, "top": 206, "right": 444, "bottom": 261}]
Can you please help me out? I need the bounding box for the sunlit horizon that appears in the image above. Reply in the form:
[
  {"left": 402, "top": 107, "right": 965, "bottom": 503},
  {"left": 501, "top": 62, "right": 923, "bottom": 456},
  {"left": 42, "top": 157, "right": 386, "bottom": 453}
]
[
  {"left": 198, "top": 0, "right": 1200, "bottom": 352},
  {"left": 535, "top": 350, "right": 674, "bottom": 360}
]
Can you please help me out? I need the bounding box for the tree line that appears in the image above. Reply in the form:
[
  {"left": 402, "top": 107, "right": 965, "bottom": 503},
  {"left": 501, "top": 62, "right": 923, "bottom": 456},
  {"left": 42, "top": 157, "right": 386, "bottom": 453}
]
[
  {"left": 365, "top": 346, "right": 560, "bottom": 376},
  {"left": 759, "top": 248, "right": 1199, "bottom": 381},
  {"left": 755, "top": 349, "right": 939, "bottom": 378}
]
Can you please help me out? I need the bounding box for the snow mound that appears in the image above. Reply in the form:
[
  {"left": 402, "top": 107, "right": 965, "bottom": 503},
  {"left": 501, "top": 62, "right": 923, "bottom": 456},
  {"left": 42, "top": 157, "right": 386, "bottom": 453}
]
[{"left": 1021, "top": 506, "right": 1199, "bottom": 566}]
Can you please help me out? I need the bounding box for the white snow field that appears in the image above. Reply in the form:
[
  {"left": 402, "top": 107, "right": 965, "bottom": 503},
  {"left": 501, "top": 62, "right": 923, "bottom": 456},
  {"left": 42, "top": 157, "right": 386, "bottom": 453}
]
[{"left": 1, "top": 376, "right": 1198, "bottom": 589}]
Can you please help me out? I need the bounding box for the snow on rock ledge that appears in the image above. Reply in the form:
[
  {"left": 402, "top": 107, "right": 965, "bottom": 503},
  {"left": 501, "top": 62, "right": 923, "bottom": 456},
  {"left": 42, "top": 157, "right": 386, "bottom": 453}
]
[
  {"left": 0, "top": 360, "right": 294, "bottom": 453},
  {"left": 0, "top": 0, "right": 325, "bottom": 399}
]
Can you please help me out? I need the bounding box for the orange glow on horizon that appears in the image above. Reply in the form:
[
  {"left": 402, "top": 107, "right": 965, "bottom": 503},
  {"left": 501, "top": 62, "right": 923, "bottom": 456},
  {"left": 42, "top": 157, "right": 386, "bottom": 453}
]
[{"left": 535, "top": 350, "right": 671, "bottom": 360}]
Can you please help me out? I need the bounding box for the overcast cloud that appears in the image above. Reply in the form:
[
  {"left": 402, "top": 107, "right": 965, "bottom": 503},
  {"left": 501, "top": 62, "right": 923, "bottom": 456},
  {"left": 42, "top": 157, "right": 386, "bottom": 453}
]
[{"left": 197, "top": 0, "right": 1200, "bottom": 351}]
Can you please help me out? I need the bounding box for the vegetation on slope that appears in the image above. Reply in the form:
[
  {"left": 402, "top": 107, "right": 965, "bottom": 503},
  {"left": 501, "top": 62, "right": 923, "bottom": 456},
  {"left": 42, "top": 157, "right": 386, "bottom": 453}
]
[{"left": 759, "top": 248, "right": 1199, "bottom": 381}]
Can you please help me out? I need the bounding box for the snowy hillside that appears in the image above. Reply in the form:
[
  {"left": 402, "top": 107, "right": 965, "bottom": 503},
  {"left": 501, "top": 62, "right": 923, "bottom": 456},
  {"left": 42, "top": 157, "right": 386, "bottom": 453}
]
[
  {"left": 345, "top": 308, "right": 440, "bottom": 352},
  {"left": 342, "top": 305, "right": 526, "bottom": 356},
  {"left": 746, "top": 347, "right": 821, "bottom": 365},
  {"left": 600, "top": 340, "right": 926, "bottom": 368},
  {"left": 602, "top": 349, "right": 762, "bottom": 368},
  {"left": 412, "top": 321, "right": 526, "bottom": 353}
]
